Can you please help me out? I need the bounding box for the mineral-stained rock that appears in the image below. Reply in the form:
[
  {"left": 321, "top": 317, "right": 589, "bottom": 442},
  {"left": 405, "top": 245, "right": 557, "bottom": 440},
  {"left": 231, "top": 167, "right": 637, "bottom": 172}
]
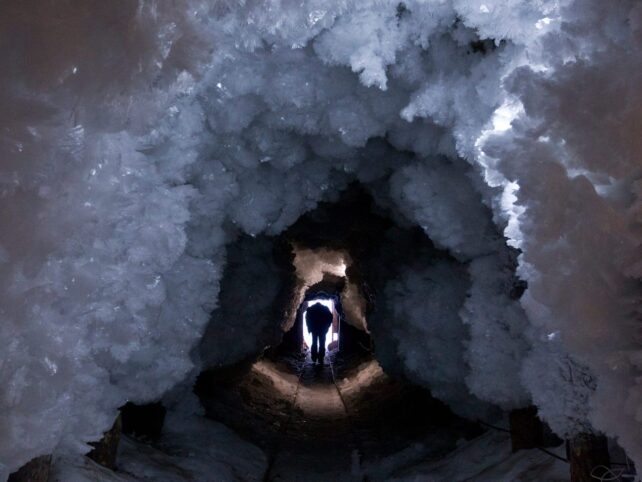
[
  {"left": 8, "top": 455, "right": 51, "bottom": 482},
  {"left": 87, "top": 413, "right": 122, "bottom": 470}
]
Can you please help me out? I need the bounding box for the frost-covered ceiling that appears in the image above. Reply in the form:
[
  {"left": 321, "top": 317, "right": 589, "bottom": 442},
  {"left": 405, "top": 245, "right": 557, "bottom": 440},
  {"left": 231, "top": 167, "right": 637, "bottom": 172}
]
[{"left": 2, "top": 0, "right": 642, "bottom": 476}]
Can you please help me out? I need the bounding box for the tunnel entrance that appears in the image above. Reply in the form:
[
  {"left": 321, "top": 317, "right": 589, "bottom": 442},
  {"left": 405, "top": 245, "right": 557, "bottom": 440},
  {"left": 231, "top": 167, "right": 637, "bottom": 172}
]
[
  {"left": 61, "top": 182, "right": 575, "bottom": 481},
  {"left": 277, "top": 236, "right": 371, "bottom": 358},
  {"left": 80, "top": 181, "right": 571, "bottom": 482},
  {"left": 191, "top": 183, "right": 492, "bottom": 480}
]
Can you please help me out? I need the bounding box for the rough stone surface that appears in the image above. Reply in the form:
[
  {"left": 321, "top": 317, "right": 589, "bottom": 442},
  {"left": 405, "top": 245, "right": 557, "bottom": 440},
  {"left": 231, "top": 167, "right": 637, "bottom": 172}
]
[
  {"left": 8, "top": 455, "right": 51, "bottom": 482},
  {"left": 87, "top": 413, "right": 121, "bottom": 470},
  {"left": 196, "top": 350, "right": 481, "bottom": 481}
]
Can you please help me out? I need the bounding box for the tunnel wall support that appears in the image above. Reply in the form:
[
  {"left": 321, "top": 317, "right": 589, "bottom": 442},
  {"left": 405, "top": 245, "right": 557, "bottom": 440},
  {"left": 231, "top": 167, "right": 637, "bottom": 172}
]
[{"left": 568, "top": 432, "right": 610, "bottom": 482}]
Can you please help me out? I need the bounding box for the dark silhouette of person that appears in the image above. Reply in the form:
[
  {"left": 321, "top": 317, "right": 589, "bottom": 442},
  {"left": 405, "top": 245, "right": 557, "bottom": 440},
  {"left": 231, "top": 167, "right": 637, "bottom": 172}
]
[{"left": 305, "top": 302, "right": 333, "bottom": 364}]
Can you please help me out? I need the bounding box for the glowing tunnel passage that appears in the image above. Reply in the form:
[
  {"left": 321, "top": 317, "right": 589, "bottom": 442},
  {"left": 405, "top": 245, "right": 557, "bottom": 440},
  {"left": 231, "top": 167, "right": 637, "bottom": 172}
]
[
  {"left": 302, "top": 298, "right": 337, "bottom": 351},
  {"left": 41, "top": 183, "right": 585, "bottom": 481}
]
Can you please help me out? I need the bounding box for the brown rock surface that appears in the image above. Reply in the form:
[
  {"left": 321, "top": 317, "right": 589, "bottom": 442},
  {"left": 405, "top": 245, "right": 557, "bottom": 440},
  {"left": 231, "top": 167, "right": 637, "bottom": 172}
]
[{"left": 8, "top": 455, "right": 51, "bottom": 482}]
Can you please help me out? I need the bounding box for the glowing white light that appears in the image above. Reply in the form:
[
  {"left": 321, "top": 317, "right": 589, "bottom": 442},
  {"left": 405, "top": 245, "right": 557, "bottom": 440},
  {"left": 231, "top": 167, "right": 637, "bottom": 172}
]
[
  {"left": 474, "top": 98, "right": 524, "bottom": 187},
  {"left": 501, "top": 181, "right": 525, "bottom": 249},
  {"left": 491, "top": 101, "right": 521, "bottom": 132},
  {"left": 308, "top": 10, "right": 326, "bottom": 26},
  {"left": 303, "top": 298, "right": 337, "bottom": 351},
  {"left": 535, "top": 17, "right": 552, "bottom": 30},
  {"left": 473, "top": 98, "right": 527, "bottom": 248},
  {"left": 479, "top": 4, "right": 490, "bottom": 13},
  {"left": 43, "top": 357, "right": 58, "bottom": 374}
]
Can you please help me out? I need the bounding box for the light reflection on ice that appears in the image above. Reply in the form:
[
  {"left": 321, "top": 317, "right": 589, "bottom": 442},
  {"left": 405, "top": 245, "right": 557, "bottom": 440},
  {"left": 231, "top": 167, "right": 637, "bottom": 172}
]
[
  {"left": 535, "top": 17, "right": 552, "bottom": 30},
  {"left": 43, "top": 357, "right": 58, "bottom": 375},
  {"left": 307, "top": 10, "right": 326, "bottom": 26}
]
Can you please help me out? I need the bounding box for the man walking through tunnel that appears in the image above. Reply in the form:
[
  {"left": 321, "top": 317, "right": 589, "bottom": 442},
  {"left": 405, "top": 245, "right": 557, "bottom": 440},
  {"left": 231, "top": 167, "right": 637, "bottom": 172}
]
[{"left": 306, "top": 302, "right": 333, "bottom": 364}]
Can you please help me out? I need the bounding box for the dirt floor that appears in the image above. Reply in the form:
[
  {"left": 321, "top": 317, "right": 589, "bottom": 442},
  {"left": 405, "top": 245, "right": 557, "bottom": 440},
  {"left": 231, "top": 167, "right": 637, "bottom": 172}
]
[{"left": 195, "top": 348, "right": 483, "bottom": 481}]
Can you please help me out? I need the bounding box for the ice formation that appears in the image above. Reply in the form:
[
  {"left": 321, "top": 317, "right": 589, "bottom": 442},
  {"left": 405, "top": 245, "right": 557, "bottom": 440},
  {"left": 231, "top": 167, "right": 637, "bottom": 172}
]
[
  {"left": 2, "top": 0, "right": 642, "bottom": 476},
  {"left": 199, "top": 235, "right": 284, "bottom": 369},
  {"left": 384, "top": 257, "right": 482, "bottom": 418}
]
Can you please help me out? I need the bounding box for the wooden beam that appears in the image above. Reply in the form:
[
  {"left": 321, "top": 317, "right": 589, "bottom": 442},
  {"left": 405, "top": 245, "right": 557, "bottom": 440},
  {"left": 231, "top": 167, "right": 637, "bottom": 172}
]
[{"left": 569, "top": 432, "right": 610, "bottom": 482}]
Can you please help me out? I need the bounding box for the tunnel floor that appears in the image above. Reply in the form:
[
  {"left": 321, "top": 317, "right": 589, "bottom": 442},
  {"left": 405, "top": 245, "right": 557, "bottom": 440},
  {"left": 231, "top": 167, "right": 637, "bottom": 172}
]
[
  {"left": 196, "top": 349, "right": 483, "bottom": 481},
  {"left": 50, "top": 348, "right": 571, "bottom": 481}
]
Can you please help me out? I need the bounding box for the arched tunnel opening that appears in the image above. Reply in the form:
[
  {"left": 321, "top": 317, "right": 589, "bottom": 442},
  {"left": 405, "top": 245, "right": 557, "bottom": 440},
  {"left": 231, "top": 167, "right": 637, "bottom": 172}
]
[
  {"left": 49, "top": 177, "right": 630, "bottom": 482},
  {"left": 15, "top": 180, "right": 632, "bottom": 482},
  {"left": 191, "top": 184, "right": 489, "bottom": 480}
]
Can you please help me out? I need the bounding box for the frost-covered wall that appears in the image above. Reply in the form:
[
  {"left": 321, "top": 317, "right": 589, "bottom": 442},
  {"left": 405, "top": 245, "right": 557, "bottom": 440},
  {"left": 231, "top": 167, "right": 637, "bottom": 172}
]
[
  {"left": 384, "top": 256, "right": 483, "bottom": 418},
  {"left": 481, "top": 0, "right": 642, "bottom": 456},
  {"left": 199, "top": 235, "right": 285, "bottom": 369},
  {"left": 2, "top": 0, "right": 642, "bottom": 476}
]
